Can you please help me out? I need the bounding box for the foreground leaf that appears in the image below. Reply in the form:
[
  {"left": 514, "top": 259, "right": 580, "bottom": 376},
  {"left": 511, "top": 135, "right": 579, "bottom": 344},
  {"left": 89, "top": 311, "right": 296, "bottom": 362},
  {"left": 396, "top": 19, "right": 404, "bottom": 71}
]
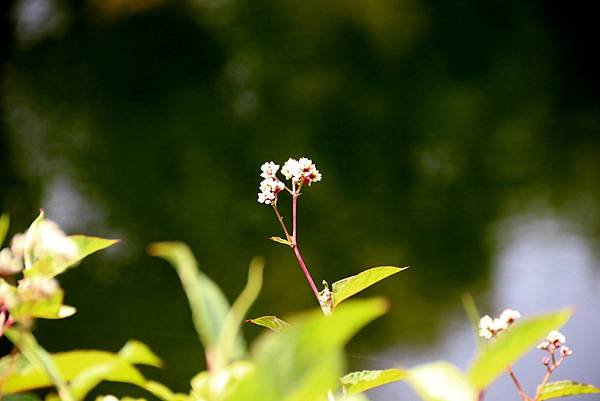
[
  {"left": 118, "top": 340, "right": 163, "bottom": 368},
  {"left": 10, "top": 289, "right": 76, "bottom": 321},
  {"left": 469, "top": 308, "right": 572, "bottom": 389},
  {"left": 332, "top": 266, "right": 407, "bottom": 308},
  {"left": 226, "top": 298, "right": 388, "bottom": 401},
  {"left": 408, "top": 362, "right": 476, "bottom": 401},
  {"left": 148, "top": 242, "right": 244, "bottom": 361},
  {"left": 538, "top": 381, "right": 600, "bottom": 400},
  {"left": 341, "top": 368, "right": 407, "bottom": 396},
  {"left": 246, "top": 316, "right": 290, "bottom": 333},
  {"left": 0, "top": 213, "right": 9, "bottom": 246}
]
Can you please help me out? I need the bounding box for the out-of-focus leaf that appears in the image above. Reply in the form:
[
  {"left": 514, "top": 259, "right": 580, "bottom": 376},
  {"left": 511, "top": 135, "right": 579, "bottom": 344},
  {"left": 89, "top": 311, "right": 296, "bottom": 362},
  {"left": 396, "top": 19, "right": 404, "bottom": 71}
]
[
  {"left": 2, "top": 394, "right": 43, "bottom": 401},
  {"left": 460, "top": 293, "right": 485, "bottom": 351},
  {"left": 4, "top": 329, "right": 74, "bottom": 401},
  {"left": 340, "top": 369, "right": 406, "bottom": 396},
  {"left": 269, "top": 237, "right": 291, "bottom": 246},
  {"left": 469, "top": 308, "right": 572, "bottom": 389},
  {"left": 148, "top": 242, "right": 243, "bottom": 361},
  {"left": 214, "top": 257, "right": 263, "bottom": 370},
  {"left": 118, "top": 340, "right": 163, "bottom": 368},
  {"left": 0, "top": 213, "right": 9, "bottom": 246},
  {"left": 191, "top": 361, "right": 254, "bottom": 401},
  {"left": 408, "top": 361, "right": 476, "bottom": 401},
  {"left": 538, "top": 381, "right": 600, "bottom": 400},
  {"left": 332, "top": 266, "right": 407, "bottom": 308},
  {"left": 26, "top": 235, "right": 119, "bottom": 278},
  {"left": 225, "top": 298, "right": 388, "bottom": 401},
  {"left": 10, "top": 290, "right": 76, "bottom": 321},
  {"left": 246, "top": 316, "right": 290, "bottom": 333},
  {"left": 144, "top": 381, "right": 191, "bottom": 401}
]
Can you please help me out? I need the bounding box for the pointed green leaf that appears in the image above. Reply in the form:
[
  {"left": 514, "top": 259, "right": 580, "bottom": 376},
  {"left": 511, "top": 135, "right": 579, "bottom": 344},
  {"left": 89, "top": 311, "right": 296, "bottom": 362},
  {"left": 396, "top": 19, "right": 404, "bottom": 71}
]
[
  {"left": 461, "top": 293, "right": 485, "bottom": 351},
  {"left": 225, "top": 298, "right": 388, "bottom": 401},
  {"left": 214, "top": 257, "right": 264, "bottom": 369},
  {"left": 332, "top": 266, "right": 408, "bottom": 307},
  {"left": 4, "top": 329, "right": 74, "bottom": 401},
  {"left": 148, "top": 242, "right": 243, "bottom": 360},
  {"left": 10, "top": 289, "right": 76, "bottom": 321},
  {"left": 408, "top": 362, "right": 476, "bottom": 401},
  {"left": 118, "top": 340, "right": 163, "bottom": 368},
  {"left": 269, "top": 237, "right": 292, "bottom": 246},
  {"left": 538, "top": 381, "right": 600, "bottom": 400},
  {"left": 25, "top": 235, "right": 119, "bottom": 278},
  {"left": 144, "top": 381, "right": 191, "bottom": 401},
  {"left": 341, "top": 369, "right": 407, "bottom": 396},
  {"left": 246, "top": 316, "right": 290, "bottom": 333},
  {"left": 469, "top": 308, "right": 573, "bottom": 389},
  {"left": 0, "top": 213, "right": 9, "bottom": 247}
]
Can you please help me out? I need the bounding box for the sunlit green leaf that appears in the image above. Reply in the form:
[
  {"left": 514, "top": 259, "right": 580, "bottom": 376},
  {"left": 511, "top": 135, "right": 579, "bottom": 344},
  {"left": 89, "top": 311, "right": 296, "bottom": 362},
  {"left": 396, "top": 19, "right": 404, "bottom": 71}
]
[
  {"left": 26, "top": 235, "right": 119, "bottom": 278},
  {"left": 269, "top": 236, "right": 291, "bottom": 246},
  {"left": 4, "top": 329, "right": 74, "bottom": 401},
  {"left": 225, "top": 298, "right": 388, "bottom": 401},
  {"left": 0, "top": 213, "right": 9, "bottom": 247},
  {"left": 408, "top": 361, "right": 476, "bottom": 401},
  {"left": 118, "top": 340, "right": 163, "bottom": 368},
  {"left": 191, "top": 361, "right": 254, "bottom": 400},
  {"left": 461, "top": 293, "right": 485, "bottom": 351},
  {"left": 332, "top": 266, "right": 407, "bottom": 308},
  {"left": 469, "top": 308, "right": 572, "bottom": 389},
  {"left": 214, "top": 257, "right": 263, "bottom": 370},
  {"left": 538, "top": 381, "right": 600, "bottom": 400},
  {"left": 10, "top": 289, "right": 76, "bottom": 321},
  {"left": 144, "top": 381, "right": 191, "bottom": 401},
  {"left": 246, "top": 315, "right": 290, "bottom": 333},
  {"left": 341, "top": 368, "right": 406, "bottom": 396},
  {"left": 148, "top": 242, "right": 244, "bottom": 362}
]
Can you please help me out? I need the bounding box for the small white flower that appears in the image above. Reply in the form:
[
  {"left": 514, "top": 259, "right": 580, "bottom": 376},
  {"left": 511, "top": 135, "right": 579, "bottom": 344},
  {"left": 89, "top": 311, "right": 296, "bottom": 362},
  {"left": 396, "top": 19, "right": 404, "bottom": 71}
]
[
  {"left": 499, "top": 308, "right": 521, "bottom": 325},
  {"left": 281, "top": 158, "right": 301, "bottom": 181},
  {"left": 10, "top": 233, "right": 25, "bottom": 259},
  {"left": 478, "top": 327, "right": 493, "bottom": 339},
  {"left": 478, "top": 315, "right": 494, "bottom": 339},
  {"left": 546, "top": 330, "right": 566, "bottom": 346},
  {"left": 257, "top": 191, "right": 276, "bottom": 205},
  {"left": 0, "top": 281, "right": 16, "bottom": 310},
  {"left": 260, "top": 161, "right": 280, "bottom": 179},
  {"left": 560, "top": 346, "right": 573, "bottom": 357},
  {"left": 492, "top": 317, "right": 508, "bottom": 332},
  {"left": 35, "top": 220, "right": 77, "bottom": 259},
  {"left": 0, "top": 248, "right": 23, "bottom": 275},
  {"left": 17, "top": 277, "right": 59, "bottom": 301},
  {"left": 257, "top": 177, "right": 285, "bottom": 205},
  {"left": 537, "top": 340, "right": 550, "bottom": 350}
]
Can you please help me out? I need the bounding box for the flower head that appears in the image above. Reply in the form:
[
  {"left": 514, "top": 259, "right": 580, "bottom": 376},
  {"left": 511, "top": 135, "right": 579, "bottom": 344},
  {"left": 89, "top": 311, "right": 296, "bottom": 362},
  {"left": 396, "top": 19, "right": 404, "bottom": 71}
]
[
  {"left": 546, "top": 330, "right": 566, "bottom": 346},
  {"left": 281, "top": 158, "right": 322, "bottom": 186},
  {"left": 17, "top": 277, "right": 59, "bottom": 301},
  {"left": 500, "top": 308, "right": 521, "bottom": 325},
  {"left": 0, "top": 248, "right": 23, "bottom": 276},
  {"left": 260, "top": 162, "right": 280, "bottom": 179},
  {"left": 478, "top": 307, "right": 520, "bottom": 339},
  {"left": 257, "top": 177, "right": 285, "bottom": 205}
]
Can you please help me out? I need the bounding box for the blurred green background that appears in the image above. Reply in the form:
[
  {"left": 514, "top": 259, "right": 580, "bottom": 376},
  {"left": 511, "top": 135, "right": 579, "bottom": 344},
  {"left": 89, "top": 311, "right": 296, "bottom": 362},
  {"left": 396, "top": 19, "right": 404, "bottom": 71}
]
[{"left": 1, "top": 0, "right": 599, "bottom": 399}]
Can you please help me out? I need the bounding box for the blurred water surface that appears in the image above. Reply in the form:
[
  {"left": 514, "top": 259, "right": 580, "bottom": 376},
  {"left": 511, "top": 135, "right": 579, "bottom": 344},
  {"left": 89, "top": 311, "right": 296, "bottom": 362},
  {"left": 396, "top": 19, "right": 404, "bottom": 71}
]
[{"left": 1, "top": 0, "right": 599, "bottom": 399}]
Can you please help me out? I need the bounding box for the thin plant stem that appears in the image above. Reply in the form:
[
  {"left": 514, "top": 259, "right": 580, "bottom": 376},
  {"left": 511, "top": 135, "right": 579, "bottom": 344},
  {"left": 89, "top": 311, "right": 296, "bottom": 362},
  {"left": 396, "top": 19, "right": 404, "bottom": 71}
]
[
  {"left": 507, "top": 366, "right": 531, "bottom": 401},
  {"left": 291, "top": 191, "right": 320, "bottom": 302},
  {"left": 477, "top": 390, "right": 485, "bottom": 401},
  {"left": 272, "top": 202, "right": 293, "bottom": 243},
  {"left": 535, "top": 355, "right": 563, "bottom": 401}
]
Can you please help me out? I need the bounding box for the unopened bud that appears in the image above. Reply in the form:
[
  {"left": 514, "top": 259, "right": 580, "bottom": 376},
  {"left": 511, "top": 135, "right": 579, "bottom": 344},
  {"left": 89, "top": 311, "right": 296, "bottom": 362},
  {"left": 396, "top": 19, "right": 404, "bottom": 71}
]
[{"left": 542, "top": 357, "right": 551, "bottom": 366}]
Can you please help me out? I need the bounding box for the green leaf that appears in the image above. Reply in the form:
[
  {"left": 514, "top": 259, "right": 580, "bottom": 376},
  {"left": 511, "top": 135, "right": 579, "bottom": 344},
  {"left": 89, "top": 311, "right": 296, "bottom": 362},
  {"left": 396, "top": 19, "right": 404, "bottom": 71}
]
[
  {"left": 460, "top": 293, "right": 485, "bottom": 351},
  {"left": 538, "top": 381, "right": 600, "bottom": 400},
  {"left": 214, "top": 257, "right": 264, "bottom": 370},
  {"left": 0, "top": 213, "right": 9, "bottom": 247},
  {"left": 332, "top": 266, "right": 408, "bottom": 308},
  {"left": 144, "top": 381, "right": 191, "bottom": 401},
  {"left": 10, "top": 289, "right": 77, "bottom": 321},
  {"left": 341, "top": 369, "right": 407, "bottom": 396},
  {"left": 4, "top": 328, "right": 74, "bottom": 401},
  {"left": 225, "top": 298, "right": 388, "bottom": 401},
  {"left": 191, "top": 361, "right": 254, "bottom": 401},
  {"left": 469, "top": 308, "right": 573, "bottom": 389},
  {"left": 26, "top": 235, "right": 119, "bottom": 278},
  {"left": 269, "top": 237, "right": 292, "bottom": 246},
  {"left": 246, "top": 316, "right": 290, "bottom": 333},
  {"left": 148, "top": 242, "right": 243, "bottom": 361},
  {"left": 2, "top": 394, "right": 43, "bottom": 401},
  {"left": 408, "top": 361, "right": 476, "bottom": 401},
  {"left": 118, "top": 340, "right": 163, "bottom": 368}
]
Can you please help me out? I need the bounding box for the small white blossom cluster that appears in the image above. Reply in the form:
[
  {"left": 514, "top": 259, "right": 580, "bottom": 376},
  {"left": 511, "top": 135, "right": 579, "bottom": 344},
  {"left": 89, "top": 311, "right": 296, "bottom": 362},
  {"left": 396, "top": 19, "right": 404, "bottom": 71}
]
[
  {"left": 0, "top": 234, "right": 25, "bottom": 276},
  {"left": 537, "top": 330, "right": 573, "bottom": 365},
  {"left": 478, "top": 308, "right": 521, "bottom": 339},
  {"left": 257, "top": 158, "right": 322, "bottom": 205}
]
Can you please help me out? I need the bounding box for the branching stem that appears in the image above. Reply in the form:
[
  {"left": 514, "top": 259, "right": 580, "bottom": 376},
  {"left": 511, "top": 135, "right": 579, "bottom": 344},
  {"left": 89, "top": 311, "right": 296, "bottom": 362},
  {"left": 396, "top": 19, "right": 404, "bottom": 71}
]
[{"left": 507, "top": 366, "right": 531, "bottom": 401}]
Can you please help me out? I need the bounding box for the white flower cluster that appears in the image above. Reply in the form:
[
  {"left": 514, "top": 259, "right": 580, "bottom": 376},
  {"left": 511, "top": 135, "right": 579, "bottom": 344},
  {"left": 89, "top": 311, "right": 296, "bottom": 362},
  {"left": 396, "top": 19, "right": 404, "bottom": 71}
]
[
  {"left": 537, "top": 330, "right": 573, "bottom": 358},
  {"left": 257, "top": 158, "right": 322, "bottom": 205},
  {"left": 281, "top": 157, "right": 322, "bottom": 186},
  {"left": 258, "top": 162, "right": 286, "bottom": 204},
  {"left": 478, "top": 308, "right": 521, "bottom": 339},
  {"left": 0, "top": 218, "right": 77, "bottom": 276}
]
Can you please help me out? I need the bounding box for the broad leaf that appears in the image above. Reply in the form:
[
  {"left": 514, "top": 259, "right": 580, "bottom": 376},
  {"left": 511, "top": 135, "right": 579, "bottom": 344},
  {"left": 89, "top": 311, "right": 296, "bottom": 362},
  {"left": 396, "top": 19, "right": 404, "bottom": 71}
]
[
  {"left": 332, "top": 266, "right": 407, "bottom": 308},
  {"left": 469, "top": 308, "right": 572, "bottom": 389},
  {"left": 118, "top": 340, "right": 163, "bottom": 368},
  {"left": 408, "top": 362, "right": 476, "bottom": 401},
  {"left": 538, "top": 381, "right": 600, "bottom": 400},
  {"left": 4, "top": 329, "right": 74, "bottom": 401},
  {"left": 148, "top": 242, "right": 244, "bottom": 361},
  {"left": 225, "top": 298, "right": 388, "bottom": 401},
  {"left": 341, "top": 369, "right": 407, "bottom": 396},
  {"left": 26, "top": 235, "right": 119, "bottom": 278},
  {"left": 246, "top": 316, "right": 290, "bottom": 333}
]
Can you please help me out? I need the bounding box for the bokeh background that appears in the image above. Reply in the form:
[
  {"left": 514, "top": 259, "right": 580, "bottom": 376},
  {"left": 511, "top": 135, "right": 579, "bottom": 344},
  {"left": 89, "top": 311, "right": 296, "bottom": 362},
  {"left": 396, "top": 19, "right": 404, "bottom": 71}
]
[{"left": 1, "top": 0, "right": 599, "bottom": 400}]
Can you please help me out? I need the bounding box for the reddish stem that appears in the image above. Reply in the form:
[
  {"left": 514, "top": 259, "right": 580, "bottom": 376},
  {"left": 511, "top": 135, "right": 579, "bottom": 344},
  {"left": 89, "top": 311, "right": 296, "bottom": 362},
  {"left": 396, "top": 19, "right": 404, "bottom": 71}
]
[{"left": 292, "top": 192, "right": 320, "bottom": 301}]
